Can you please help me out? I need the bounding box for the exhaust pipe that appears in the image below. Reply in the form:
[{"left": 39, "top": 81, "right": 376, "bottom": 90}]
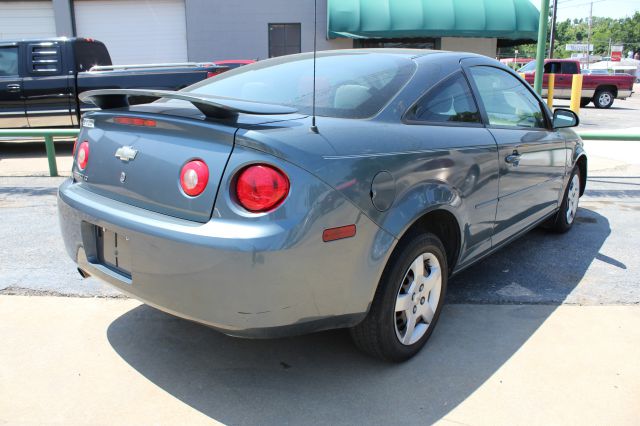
[{"left": 77, "top": 267, "right": 91, "bottom": 279}]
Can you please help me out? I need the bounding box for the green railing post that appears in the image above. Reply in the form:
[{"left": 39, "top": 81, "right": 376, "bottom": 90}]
[
  {"left": 0, "top": 128, "right": 79, "bottom": 176},
  {"left": 43, "top": 135, "right": 58, "bottom": 177},
  {"left": 533, "top": 0, "right": 550, "bottom": 95}
]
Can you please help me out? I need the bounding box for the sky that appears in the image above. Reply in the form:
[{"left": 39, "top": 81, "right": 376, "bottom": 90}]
[{"left": 551, "top": 0, "right": 640, "bottom": 21}]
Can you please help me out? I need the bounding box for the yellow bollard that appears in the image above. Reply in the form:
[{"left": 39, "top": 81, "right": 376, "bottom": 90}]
[
  {"left": 519, "top": 73, "right": 526, "bottom": 79},
  {"left": 547, "top": 74, "right": 555, "bottom": 109},
  {"left": 569, "top": 74, "right": 583, "bottom": 114}
]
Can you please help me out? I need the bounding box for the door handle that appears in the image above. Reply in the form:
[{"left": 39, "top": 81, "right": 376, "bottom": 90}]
[
  {"left": 6, "top": 83, "right": 21, "bottom": 93},
  {"left": 505, "top": 151, "right": 522, "bottom": 166}
]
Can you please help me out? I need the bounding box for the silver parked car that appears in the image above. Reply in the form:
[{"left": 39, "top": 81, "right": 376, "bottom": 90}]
[{"left": 58, "top": 50, "right": 586, "bottom": 361}]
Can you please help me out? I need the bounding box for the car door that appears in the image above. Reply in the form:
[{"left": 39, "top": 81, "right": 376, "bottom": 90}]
[
  {"left": 464, "top": 64, "right": 566, "bottom": 246},
  {"left": 0, "top": 44, "right": 28, "bottom": 128},
  {"left": 402, "top": 71, "right": 500, "bottom": 266},
  {"left": 21, "top": 42, "right": 74, "bottom": 127}
]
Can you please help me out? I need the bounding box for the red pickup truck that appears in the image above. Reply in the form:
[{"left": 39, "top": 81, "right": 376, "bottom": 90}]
[{"left": 519, "top": 59, "right": 634, "bottom": 109}]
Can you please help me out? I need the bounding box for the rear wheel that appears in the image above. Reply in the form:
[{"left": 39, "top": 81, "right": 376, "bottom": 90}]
[
  {"left": 580, "top": 97, "right": 591, "bottom": 108},
  {"left": 594, "top": 89, "right": 614, "bottom": 108},
  {"left": 550, "top": 167, "right": 581, "bottom": 233},
  {"left": 350, "top": 233, "right": 448, "bottom": 362}
]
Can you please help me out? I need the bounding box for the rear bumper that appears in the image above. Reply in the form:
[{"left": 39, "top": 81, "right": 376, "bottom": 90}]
[{"left": 58, "top": 179, "right": 393, "bottom": 338}]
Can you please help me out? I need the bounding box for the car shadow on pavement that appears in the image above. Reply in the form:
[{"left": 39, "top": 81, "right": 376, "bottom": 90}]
[{"left": 107, "top": 207, "right": 610, "bottom": 424}]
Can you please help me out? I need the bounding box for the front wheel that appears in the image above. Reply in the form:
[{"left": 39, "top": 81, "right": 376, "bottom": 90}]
[
  {"left": 350, "top": 233, "right": 448, "bottom": 362},
  {"left": 594, "top": 89, "right": 614, "bottom": 108},
  {"left": 550, "top": 167, "right": 581, "bottom": 233}
]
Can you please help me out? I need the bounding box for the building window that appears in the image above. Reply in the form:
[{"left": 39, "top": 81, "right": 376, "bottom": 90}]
[
  {"left": 268, "top": 23, "right": 301, "bottom": 58},
  {"left": 354, "top": 38, "right": 440, "bottom": 50}
]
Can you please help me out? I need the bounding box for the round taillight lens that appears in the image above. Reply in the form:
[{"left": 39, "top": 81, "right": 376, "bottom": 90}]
[
  {"left": 180, "top": 160, "right": 209, "bottom": 197},
  {"left": 235, "top": 164, "right": 290, "bottom": 213},
  {"left": 77, "top": 141, "right": 89, "bottom": 170}
]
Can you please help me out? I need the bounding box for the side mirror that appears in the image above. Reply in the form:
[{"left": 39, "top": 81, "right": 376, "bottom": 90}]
[{"left": 553, "top": 108, "right": 579, "bottom": 128}]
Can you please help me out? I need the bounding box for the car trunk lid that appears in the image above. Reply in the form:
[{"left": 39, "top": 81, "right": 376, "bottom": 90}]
[{"left": 74, "top": 111, "right": 235, "bottom": 223}]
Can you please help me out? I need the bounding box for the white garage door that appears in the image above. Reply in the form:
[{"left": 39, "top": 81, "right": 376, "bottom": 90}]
[
  {"left": 0, "top": 1, "right": 56, "bottom": 40},
  {"left": 75, "top": 0, "right": 188, "bottom": 64}
]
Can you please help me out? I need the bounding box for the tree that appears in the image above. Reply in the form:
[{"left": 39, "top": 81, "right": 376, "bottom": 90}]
[{"left": 506, "top": 12, "right": 640, "bottom": 60}]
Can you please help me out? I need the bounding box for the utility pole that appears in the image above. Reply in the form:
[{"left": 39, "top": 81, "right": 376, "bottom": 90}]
[
  {"left": 549, "top": 0, "right": 558, "bottom": 58},
  {"left": 586, "top": 1, "right": 593, "bottom": 69},
  {"left": 534, "top": 0, "right": 550, "bottom": 95}
]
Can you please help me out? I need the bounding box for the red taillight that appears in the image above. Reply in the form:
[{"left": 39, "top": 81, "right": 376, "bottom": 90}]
[
  {"left": 235, "top": 164, "right": 289, "bottom": 213},
  {"left": 114, "top": 117, "right": 157, "bottom": 127},
  {"left": 180, "top": 160, "right": 209, "bottom": 197},
  {"left": 77, "top": 141, "right": 89, "bottom": 170}
]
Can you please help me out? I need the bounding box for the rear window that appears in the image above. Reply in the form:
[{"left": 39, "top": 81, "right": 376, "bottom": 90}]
[
  {"left": 184, "top": 52, "right": 416, "bottom": 119},
  {"left": 74, "top": 41, "right": 112, "bottom": 71},
  {"left": 561, "top": 61, "right": 579, "bottom": 74}
]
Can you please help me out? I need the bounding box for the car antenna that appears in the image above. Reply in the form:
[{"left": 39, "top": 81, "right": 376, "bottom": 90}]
[{"left": 310, "top": 0, "right": 319, "bottom": 134}]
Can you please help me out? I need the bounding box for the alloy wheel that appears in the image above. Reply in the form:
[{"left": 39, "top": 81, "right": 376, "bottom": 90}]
[
  {"left": 566, "top": 174, "right": 580, "bottom": 224},
  {"left": 394, "top": 252, "right": 442, "bottom": 345}
]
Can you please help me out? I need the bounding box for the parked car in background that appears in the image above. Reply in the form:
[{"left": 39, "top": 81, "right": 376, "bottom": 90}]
[
  {"left": 519, "top": 59, "right": 635, "bottom": 108},
  {"left": 58, "top": 50, "right": 586, "bottom": 362},
  {"left": 213, "top": 59, "right": 256, "bottom": 70},
  {"left": 0, "top": 37, "right": 226, "bottom": 129}
]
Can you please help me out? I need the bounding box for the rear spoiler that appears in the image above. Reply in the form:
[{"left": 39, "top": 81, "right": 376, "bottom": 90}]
[{"left": 79, "top": 89, "right": 297, "bottom": 119}]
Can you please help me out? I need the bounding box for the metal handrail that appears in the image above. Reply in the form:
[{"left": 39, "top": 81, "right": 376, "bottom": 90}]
[
  {"left": 576, "top": 131, "right": 640, "bottom": 141},
  {"left": 88, "top": 62, "right": 214, "bottom": 72},
  {"left": 0, "top": 128, "right": 79, "bottom": 177}
]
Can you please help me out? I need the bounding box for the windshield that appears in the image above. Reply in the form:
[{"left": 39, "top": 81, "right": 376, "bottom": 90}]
[
  {"left": 183, "top": 52, "right": 416, "bottom": 119},
  {"left": 518, "top": 61, "right": 537, "bottom": 73}
]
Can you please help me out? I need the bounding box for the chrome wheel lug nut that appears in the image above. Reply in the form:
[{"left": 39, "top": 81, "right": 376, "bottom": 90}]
[
  {"left": 420, "top": 297, "right": 425, "bottom": 305},
  {"left": 412, "top": 306, "right": 417, "bottom": 314},
  {"left": 419, "top": 284, "right": 424, "bottom": 292}
]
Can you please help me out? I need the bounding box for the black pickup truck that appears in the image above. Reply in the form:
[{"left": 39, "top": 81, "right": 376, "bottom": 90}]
[{"left": 0, "top": 37, "right": 226, "bottom": 129}]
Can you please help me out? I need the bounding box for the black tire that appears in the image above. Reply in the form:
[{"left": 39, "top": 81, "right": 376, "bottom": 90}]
[
  {"left": 350, "top": 233, "right": 448, "bottom": 362},
  {"left": 549, "top": 167, "right": 581, "bottom": 233},
  {"left": 580, "top": 98, "right": 591, "bottom": 108},
  {"left": 594, "top": 89, "right": 615, "bottom": 109}
]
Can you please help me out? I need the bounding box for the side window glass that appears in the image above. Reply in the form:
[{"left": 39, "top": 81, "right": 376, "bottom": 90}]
[
  {"left": 469, "top": 66, "right": 546, "bottom": 129},
  {"left": 0, "top": 47, "right": 19, "bottom": 77},
  {"left": 406, "top": 73, "right": 481, "bottom": 124},
  {"left": 544, "top": 62, "right": 560, "bottom": 73},
  {"left": 561, "top": 61, "right": 578, "bottom": 74}
]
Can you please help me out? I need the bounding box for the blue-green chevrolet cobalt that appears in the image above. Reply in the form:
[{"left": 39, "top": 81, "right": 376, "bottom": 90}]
[{"left": 58, "top": 50, "right": 586, "bottom": 361}]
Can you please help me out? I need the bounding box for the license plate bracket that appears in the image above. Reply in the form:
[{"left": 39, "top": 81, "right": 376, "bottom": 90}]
[{"left": 96, "top": 226, "right": 132, "bottom": 278}]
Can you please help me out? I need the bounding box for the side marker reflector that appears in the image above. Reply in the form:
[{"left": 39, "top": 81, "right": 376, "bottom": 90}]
[{"left": 323, "top": 225, "right": 356, "bottom": 242}]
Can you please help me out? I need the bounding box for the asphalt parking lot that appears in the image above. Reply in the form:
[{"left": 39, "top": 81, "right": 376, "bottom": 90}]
[{"left": 1, "top": 89, "right": 640, "bottom": 424}]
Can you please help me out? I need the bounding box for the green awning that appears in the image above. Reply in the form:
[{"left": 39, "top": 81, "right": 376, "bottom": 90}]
[{"left": 327, "top": 0, "right": 539, "bottom": 42}]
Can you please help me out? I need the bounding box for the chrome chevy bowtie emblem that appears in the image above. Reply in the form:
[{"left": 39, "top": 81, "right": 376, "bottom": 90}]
[
  {"left": 120, "top": 171, "right": 126, "bottom": 183},
  {"left": 115, "top": 146, "right": 138, "bottom": 162}
]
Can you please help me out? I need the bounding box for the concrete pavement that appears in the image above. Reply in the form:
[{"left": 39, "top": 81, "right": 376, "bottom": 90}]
[{"left": 1, "top": 296, "right": 639, "bottom": 425}]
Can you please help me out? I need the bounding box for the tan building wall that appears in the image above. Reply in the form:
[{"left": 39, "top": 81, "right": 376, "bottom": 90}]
[{"left": 441, "top": 37, "right": 498, "bottom": 58}]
